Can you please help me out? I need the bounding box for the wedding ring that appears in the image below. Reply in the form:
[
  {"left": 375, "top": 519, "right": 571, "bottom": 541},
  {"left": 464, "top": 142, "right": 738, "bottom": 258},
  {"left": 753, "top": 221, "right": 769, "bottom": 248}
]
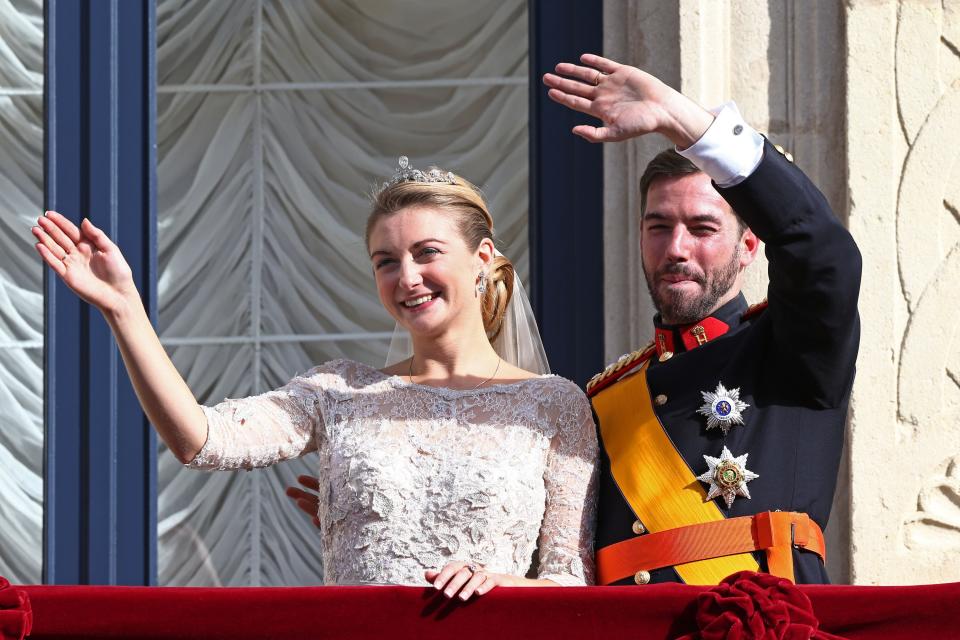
[
  {"left": 466, "top": 563, "right": 479, "bottom": 574},
  {"left": 593, "top": 71, "right": 604, "bottom": 86}
]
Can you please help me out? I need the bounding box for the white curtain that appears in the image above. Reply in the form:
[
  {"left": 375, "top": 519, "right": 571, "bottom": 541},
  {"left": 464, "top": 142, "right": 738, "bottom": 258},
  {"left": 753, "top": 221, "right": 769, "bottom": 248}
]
[
  {"left": 0, "top": 0, "right": 43, "bottom": 585},
  {"left": 156, "top": 0, "right": 529, "bottom": 586}
]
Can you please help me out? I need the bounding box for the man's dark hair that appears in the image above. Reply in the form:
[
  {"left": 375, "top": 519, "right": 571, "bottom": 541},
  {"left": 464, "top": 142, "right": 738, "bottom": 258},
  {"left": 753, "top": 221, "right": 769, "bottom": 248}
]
[{"left": 638, "top": 148, "right": 747, "bottom": 235}]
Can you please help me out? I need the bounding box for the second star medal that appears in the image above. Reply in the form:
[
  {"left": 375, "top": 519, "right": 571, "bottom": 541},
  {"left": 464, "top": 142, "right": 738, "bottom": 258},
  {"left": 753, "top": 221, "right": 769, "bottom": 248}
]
[{"left": 697, "top": 446, "right": 759, "bottom": 508}]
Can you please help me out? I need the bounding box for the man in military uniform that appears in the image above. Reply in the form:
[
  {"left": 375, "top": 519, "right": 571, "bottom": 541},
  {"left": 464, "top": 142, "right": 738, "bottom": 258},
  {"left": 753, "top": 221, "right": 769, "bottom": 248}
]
[{"left": 543, "top": 55, "right": 860, "bottom": 585}]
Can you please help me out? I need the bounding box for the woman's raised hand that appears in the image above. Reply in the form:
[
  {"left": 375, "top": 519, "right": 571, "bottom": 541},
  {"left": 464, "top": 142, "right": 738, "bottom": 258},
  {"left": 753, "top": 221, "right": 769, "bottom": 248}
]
[
  {"left": 31, "top": 209, "right": 208, "bottom": 464},
  {"left": 542, "top": 53, "right": 713, "bottom": 148},
  {"left": 32, "top": 211, "right": 137, "bottom": 312}
]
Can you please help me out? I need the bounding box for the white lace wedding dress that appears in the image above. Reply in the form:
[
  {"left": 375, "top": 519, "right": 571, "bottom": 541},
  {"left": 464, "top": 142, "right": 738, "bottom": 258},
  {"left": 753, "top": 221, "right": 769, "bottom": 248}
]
[{"left": 189, "top": 359, "right": 598, "bottom": 586}]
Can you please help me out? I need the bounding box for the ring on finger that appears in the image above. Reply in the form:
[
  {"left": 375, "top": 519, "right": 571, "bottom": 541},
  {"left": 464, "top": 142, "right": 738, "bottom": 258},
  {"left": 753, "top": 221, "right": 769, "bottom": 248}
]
[
  {"left": 465, "top": 563, "right": 480, "bottom": 574},
  {"left": 593, "top": 70, "right": 605, "bottom": 85}
]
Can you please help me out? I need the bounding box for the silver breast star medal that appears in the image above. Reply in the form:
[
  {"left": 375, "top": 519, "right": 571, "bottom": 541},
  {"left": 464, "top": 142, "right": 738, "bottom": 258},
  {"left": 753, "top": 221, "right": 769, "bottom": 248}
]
[
  {"left": 697, "top": 446, "right": 759, "bottom": 508},
  {"left": 697, "top": 382, "right": 749, "bottom": 434}
]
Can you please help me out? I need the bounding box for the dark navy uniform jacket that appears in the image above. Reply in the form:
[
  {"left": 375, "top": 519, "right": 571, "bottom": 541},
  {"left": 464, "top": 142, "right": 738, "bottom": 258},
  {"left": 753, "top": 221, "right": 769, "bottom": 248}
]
[{"left": 594, "top": 141, "right": 862, "bottom": 585}]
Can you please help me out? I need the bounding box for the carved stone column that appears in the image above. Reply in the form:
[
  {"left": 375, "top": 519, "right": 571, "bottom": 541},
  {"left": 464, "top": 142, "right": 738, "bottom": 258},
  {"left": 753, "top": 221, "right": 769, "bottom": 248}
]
[
  {"left": 846, "top": 0, "right": 960, "bottom": 585},
  {"left": 602, "top": 1, "right": 678, "bottom": 361}
]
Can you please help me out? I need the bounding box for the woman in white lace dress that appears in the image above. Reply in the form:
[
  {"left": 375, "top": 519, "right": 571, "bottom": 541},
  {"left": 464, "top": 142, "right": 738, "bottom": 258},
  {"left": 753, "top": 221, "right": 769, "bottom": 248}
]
[{"left": 31, "top": 160, "right": 598, "bottom": 599}]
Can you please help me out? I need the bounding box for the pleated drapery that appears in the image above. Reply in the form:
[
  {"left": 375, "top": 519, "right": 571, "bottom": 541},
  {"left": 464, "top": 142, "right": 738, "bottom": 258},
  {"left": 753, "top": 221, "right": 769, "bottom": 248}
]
[
  {"left": 0, "top": 0, "right": 43, "bottom": 585},
  {"left": 156, "top": 0, "right": 530, "bottom": 586}
]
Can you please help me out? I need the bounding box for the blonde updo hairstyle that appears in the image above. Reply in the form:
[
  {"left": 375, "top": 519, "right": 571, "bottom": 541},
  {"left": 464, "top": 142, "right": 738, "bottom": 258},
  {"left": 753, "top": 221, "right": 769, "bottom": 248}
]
[{"left": 366, "top": 174, "right": 515, "bottom": 341}]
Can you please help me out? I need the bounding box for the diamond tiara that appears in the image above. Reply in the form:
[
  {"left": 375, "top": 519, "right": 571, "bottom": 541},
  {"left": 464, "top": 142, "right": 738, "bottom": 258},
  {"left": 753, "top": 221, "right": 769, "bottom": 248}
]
[{"left": 380, "top": 156, "right": 456, "bottom": 192}]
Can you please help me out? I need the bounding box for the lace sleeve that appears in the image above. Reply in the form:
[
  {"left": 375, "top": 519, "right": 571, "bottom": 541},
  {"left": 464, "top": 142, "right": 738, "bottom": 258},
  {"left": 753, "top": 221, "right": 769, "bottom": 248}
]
[
  {"left": 187, "top": 367, "right": 326, "bottom": 471},
  {"left": 536, "top": 381, "right": 599, "bottom": 586}
]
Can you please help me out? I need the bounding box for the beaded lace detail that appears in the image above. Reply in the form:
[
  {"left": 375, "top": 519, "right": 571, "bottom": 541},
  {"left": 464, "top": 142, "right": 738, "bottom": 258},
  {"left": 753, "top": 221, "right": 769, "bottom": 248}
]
[{"left": 191, "top": 359, "right": 598, "bottom": 586}]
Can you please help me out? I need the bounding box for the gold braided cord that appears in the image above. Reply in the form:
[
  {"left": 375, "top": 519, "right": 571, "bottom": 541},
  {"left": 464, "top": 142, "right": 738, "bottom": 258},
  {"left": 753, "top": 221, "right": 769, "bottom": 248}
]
[{"left": 586, "top": 342, "right": 655, "bottom": 393}]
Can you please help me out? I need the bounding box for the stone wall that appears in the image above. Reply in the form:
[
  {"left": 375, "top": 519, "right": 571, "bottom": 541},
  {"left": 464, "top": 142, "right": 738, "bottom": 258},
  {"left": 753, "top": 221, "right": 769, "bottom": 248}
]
[
  {"left": 603, "top": 0, "right": 960, "bottom": 585},
  {"left": 846, "top": 0, "right": 960, "bottom": 585}
]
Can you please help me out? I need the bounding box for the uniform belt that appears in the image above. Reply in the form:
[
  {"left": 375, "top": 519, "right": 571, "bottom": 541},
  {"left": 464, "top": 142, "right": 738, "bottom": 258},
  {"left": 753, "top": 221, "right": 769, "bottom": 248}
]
[{"left": 596, "top": 511, "right": 825, "bottom": 585}]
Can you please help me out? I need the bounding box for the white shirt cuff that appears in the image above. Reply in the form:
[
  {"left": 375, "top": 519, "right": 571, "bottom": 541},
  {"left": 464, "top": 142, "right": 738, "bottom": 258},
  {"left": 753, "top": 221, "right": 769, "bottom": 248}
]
[{"left": 676, "top": 102, "right": 764, "bottom": 188}]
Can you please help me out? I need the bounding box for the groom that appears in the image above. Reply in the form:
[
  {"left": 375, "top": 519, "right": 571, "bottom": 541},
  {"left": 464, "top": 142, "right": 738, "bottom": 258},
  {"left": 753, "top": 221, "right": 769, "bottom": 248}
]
[{"left": 542, "top": 55, "right": 860, "bottom": 585}]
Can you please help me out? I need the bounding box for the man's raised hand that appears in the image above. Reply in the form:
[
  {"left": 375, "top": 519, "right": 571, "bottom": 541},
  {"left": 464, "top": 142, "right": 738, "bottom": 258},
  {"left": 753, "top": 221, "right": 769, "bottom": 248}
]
[{"left": 542, "top": 53, "right": 713, "bottom": 149}]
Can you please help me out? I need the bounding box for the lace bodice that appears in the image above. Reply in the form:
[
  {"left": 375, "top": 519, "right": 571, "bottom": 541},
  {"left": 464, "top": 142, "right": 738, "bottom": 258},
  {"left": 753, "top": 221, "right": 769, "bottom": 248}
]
[{"left": 190, "top": 359, "right": 598, "bottom": 586}]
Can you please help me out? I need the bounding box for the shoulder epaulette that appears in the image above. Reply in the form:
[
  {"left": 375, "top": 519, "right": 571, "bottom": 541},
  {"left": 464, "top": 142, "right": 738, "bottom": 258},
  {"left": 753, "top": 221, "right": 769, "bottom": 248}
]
[
  {"left": 586, "top": 343, "right": 656, "bottom": 398},
  {"left": 742, "top": 299, "right": 768, "bottom": 321}
]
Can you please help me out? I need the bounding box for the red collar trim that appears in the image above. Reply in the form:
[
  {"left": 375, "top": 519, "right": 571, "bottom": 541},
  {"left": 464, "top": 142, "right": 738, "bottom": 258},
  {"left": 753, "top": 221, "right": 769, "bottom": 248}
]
[
  {"left": 654, "top": 316, "right": 731, "bottom": 356},
  {"left": 679, "top": 317, "right": 730, "bottom": 350}
]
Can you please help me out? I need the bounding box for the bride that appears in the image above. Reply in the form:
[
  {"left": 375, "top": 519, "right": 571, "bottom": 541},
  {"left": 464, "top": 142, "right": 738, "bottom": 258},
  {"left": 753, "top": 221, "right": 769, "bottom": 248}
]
[{"left": 32, "top": 158, "right": 598, "bottom": 599}]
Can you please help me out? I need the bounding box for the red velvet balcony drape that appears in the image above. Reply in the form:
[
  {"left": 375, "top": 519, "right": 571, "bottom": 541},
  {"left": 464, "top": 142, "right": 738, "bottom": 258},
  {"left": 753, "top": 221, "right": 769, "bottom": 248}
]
[{"left": 5, "top": 578, "right": 958, "bottom": 640}]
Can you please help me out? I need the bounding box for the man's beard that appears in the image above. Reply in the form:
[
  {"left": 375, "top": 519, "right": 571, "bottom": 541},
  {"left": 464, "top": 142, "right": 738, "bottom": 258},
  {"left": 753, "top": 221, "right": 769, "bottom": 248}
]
[{"left": 644, "top": 249, "right": 741, "bottom": 325}]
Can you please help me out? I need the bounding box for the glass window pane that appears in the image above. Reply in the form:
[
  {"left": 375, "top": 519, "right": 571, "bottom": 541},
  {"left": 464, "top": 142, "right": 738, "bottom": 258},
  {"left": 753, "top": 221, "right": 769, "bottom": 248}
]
[
  {"left": 261, "top": 1, "right": 527, "bottom": 83},
  {"left": 0, "top": 0, "right": 43, "bottom": 584},
  {"left": 156, "top": 0, "right": 254, "bottom": 87},
  {"left": 157, "top": 91, "right": 255, "bottom": 339}
]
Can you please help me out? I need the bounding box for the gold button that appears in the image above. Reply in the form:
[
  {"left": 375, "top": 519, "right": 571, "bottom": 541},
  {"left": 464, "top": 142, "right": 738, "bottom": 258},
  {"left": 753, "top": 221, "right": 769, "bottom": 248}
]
[
  {"left": 774, "top": 143, "right": 785, "bottom": 154},
  {"left": 654, "top": 394, "right": 668, "bottom": 406},
  {"left": 634, "top": 570, "right": 651, "bottom": 585},
  {"left": 632, "top": 520, "right": 647, "bottom": 535},
  {"left": 784, "top": 151, "right": 794, "bottom": 163},
  {"left": 658, "top": 351, "right": 673, "bottom": 363}
]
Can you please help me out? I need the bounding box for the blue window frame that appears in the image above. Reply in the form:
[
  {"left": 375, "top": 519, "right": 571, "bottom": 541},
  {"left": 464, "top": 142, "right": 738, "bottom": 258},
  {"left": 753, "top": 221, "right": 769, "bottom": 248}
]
[
  {"left": 42, "top": 0, "right": 601, "bottom": 585},
  {"left": 44, "top": 0, "right": 157, "bottom": 585}
]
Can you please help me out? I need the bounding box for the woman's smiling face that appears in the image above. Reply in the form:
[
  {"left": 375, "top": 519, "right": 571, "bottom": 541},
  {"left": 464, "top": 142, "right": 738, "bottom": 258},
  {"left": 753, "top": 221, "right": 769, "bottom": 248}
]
[{"left": 368, "top": 206, "right": 488, "bottom": 339}]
